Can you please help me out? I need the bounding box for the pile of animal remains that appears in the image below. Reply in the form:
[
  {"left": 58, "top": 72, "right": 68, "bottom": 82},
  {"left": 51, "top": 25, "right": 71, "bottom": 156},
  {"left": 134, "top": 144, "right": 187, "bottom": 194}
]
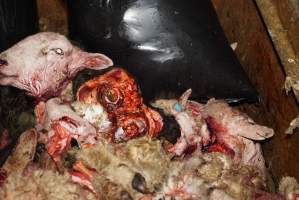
[{"left": 0, "top": 32, "right": 298, "bottom": 200}]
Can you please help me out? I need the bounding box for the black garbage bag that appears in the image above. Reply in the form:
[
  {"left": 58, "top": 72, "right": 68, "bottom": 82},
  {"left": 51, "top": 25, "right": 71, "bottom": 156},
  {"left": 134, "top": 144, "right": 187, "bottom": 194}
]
[
  {"left": 69, "top": 0, "right": 257, "bottom": 103},
  {"left": 0, "top": 0, "right": 38, "bottom": 52}
]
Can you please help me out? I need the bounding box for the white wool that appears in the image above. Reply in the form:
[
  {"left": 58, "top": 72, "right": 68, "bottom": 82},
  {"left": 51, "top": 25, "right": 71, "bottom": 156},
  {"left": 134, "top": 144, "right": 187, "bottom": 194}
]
[
  {"left": 72, "top": 101, "right": 112, "bottom": 133},
  {"left": 114, "top": 127, "right": 125, "bottom": 142}
]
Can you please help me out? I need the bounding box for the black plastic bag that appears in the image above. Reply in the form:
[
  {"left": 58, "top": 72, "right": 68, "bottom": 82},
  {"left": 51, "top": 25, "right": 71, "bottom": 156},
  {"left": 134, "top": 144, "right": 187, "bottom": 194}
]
[
  {"left": 0, "top": 0, "right": 38, "bottom": 52},
  {"left": 68, "top": 0, "right": 257, "bottom": 103}
]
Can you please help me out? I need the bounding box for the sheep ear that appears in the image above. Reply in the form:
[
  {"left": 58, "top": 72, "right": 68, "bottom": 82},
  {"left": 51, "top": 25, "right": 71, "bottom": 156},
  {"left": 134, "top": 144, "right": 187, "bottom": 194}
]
[
  {"left": 83, "top": 53, "right": 113, "bottom": 70},
  {"left": 179, "top": 89, "right": 192, "bottom": 107}
]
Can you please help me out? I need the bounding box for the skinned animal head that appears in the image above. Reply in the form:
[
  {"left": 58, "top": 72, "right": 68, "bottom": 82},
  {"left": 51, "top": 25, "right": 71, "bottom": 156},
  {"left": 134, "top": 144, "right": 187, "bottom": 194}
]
[{"left": 0, "top": 32, "right": 113, "bottom": 100}]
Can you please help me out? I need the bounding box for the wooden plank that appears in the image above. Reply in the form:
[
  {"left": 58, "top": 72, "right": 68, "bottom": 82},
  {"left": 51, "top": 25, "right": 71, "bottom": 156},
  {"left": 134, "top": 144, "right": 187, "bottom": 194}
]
[
  {"left": 272, "top": 0, "right": 299, "bottom": 58},
  {"left": 255, "top": 0, "right": 299, "bottom": 102},
  {"left": 36, "top": 0, "right": 68, "bottom": 35},
  {"left": 212, "top": 0, "right": 299, "bottom": 184}
]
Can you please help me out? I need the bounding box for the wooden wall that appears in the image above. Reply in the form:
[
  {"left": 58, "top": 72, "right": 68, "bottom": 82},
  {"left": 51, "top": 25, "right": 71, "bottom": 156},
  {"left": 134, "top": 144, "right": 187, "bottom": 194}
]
[
  {"left": 212, "top": 0, "right": 299, "bottom": 183},
  {"left": 272, "top": 0, "right": 299, "bottom": 57},
  {"left": 37, "top": 0, "right": 68, "bottom": 35}
]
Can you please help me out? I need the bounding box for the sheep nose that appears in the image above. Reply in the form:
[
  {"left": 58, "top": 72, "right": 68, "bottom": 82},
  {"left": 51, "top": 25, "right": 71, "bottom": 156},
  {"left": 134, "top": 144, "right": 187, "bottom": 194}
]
[{"left": 0, "top": 59, "right": 7, "bottom": 67}]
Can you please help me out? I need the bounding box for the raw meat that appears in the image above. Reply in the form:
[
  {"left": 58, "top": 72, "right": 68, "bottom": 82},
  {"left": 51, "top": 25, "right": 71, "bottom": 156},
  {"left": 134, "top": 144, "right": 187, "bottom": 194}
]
[
  {"left": 152, "top": 90, "right": 274, "bottom": 177},
  {"left": 152, "top": 89, "right": 210, "bottom": 156},
  {"left": 77, "top": 68, "right": 163, "bottom": 142},
  {"left": 35, "top": 98, "right": 102, "bottom": 161}
]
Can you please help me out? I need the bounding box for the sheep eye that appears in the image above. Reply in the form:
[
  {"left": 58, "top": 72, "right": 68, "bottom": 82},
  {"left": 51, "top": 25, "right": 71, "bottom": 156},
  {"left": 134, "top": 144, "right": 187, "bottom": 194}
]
[
  {"left": 103, "top": 88, "right": 122, "bottom": 104},
  {"left": 51, "top": 48, "right": 64, "bottom": 55}
]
